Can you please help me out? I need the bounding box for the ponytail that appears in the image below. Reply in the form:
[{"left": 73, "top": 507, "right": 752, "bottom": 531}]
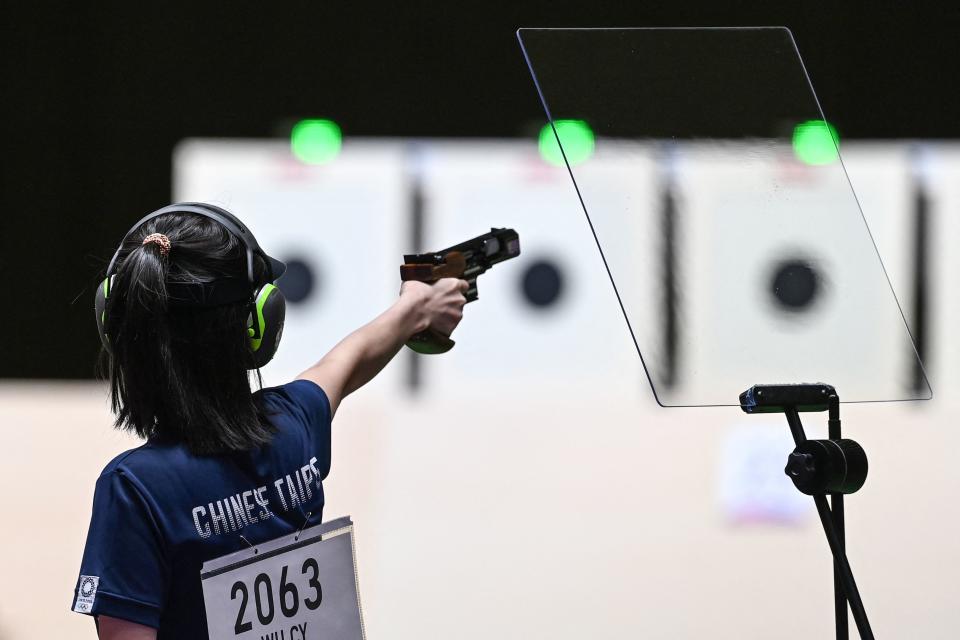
[
  {"left": 123, "top": 238, "right": 170, "bottom": 314},
  {"left": 116, "top": 239, "right": 172, "bottom": 347}
]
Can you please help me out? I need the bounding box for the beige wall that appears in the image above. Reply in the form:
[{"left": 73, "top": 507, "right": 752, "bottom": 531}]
[{"left": 1, "top": 377, "right": 957, "bottom": 639}]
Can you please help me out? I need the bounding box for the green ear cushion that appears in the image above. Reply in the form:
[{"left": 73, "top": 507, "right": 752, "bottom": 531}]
[
  {"left": 248, "top": 283, "right": 286, "bottom": 369},
  {"left": 94, "top": 275, "right": 114, "bottom": 352}
]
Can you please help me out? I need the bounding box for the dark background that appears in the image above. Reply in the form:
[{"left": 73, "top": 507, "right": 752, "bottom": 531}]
[{"left": 3, "top": 3, "right": 958, "bottom": 378}]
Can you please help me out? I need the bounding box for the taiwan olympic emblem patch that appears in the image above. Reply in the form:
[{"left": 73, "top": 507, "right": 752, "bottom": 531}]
[{"left": 73, "top": 575, "right": 100, "bottom": 613}]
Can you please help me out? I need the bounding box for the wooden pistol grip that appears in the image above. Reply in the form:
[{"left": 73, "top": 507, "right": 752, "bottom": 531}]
[
  {"left": 400, "top": 263, "right": 436, "bottom": 282},
  {"left": 400, "top": 252, "right": 468, "bottom": 282},
  {"left": 399, "top": 252, "right": 467, "bottom": 355},
  {"left": 432, "top": 252, "right": 467, "bottom": 279},
  {"left": 405, "top": 328, "right": 456, "bottom": 355}
]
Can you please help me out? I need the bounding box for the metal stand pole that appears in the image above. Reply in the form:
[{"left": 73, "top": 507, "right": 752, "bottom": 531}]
[
  {"left": 828, "top": 396, "right": 849, "bottom": 640},
  {"left": 784, "top": 406, "right": 874, "bottom": 640}
]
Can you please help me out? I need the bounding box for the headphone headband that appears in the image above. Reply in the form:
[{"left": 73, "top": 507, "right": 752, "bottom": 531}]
[{"left": 104, "top": 202, "right": 279, "bottom": 286}]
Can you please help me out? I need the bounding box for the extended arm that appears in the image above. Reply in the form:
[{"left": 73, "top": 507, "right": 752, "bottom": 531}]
[{"left": 297, "top": 278, "right": 468, "bottom": 415}]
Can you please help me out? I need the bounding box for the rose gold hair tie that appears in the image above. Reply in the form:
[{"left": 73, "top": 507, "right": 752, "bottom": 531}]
[{"left": 142, "top": 233, "right": 171, "bottom": 256}]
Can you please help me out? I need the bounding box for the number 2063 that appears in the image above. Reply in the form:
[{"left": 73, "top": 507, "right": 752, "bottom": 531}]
[{"left": 230, "top": 558, "right": 323, "bottom": 634}]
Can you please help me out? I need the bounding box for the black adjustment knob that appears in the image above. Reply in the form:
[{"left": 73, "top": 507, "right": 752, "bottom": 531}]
[
  {"left": 784, "top": 439, "right": 868, "bottom": 495},
  {"left": 785, "top": 452, "right": 818, "bottom": 491}
]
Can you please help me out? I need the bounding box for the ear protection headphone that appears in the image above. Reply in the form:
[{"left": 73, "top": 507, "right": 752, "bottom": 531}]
[{"left": 95, "top": 202, "right": 287, "bottom": 369}]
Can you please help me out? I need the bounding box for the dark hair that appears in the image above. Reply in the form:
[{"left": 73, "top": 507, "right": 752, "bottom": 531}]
[{"left": 99, "top": 211, "right": 276, "bottom": 454}]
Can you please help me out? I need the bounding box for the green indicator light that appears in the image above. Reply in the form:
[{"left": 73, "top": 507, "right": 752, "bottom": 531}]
[
  {"left": 792, "top": 119, "right": 840, "bottom": 165},
  {"left": 538, "top": 120, "right": 595, "bottom": 167},
  {"left": 291, "top": 119, "right": 342, "bottom": 164}
]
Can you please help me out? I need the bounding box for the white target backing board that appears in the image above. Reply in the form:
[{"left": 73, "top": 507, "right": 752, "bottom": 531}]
[
  {"left": 839, "top": 143, "right": 916, "bottom": 320},
  {"left": 411, "top": 141, "right": 655, "bottom": 399},
  {"left": 919, "top": 144, "right": 960, "bottom": 399},
  {"left": 840, "top": 143, "right": 930, "bottom": 396},
  {"left": 675, "top": 142, "right": 924, "bottom": 404},
  {"left": 173, "top": 139, "right": 407, "bottom": 394}
]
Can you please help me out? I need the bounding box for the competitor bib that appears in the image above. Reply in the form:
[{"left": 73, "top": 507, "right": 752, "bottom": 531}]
[{"left": 201, "top": 516, "right": 365, "bottom": 640}]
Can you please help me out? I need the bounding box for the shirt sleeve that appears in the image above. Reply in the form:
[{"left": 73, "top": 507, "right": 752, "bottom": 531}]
[
  {"left": 262, "top": 379, "right": 333, "bottom": 478},
  {"left": 72, "top": 468, "right": 167, "bottom": 628}
]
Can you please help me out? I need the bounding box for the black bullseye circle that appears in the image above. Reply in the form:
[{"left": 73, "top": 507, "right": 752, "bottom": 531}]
[
  {"left": 521, "top": 259, "right": 564, "bottom": 308},
  {"left": 769, "top": 258, "right": 820, "bottom": 311},
  {"left": 276, "top": 258, "right": 316, "bottom": 304}
]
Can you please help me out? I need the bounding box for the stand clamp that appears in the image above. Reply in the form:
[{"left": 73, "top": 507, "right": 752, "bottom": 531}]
[{"left": 740, "top": 383, "right": 873, "bottom": 640}]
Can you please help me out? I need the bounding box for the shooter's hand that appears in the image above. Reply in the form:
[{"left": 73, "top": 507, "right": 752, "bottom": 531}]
[{"left": 401, "top": 278, "right": 469, "bottom": 338}]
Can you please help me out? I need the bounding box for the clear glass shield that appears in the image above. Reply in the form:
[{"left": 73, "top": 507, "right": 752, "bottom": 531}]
[{"left": 518, "top": 27, "right": 931, "bottom": 406}]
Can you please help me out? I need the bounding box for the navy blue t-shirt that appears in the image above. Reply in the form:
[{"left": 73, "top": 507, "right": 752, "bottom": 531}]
[{"left": 72, "top": 379, "right": 332, "bottom": 638}]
